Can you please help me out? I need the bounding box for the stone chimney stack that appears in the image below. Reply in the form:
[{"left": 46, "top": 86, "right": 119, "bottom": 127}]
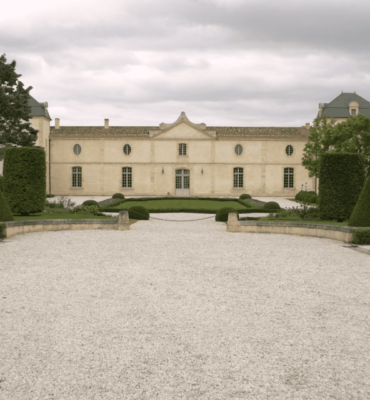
[
  {"left": 104, "top": 119, "right": 109, "bottom": 129},
  {"left": 305, "top": 123, "right": 310, "bottom": 130},
  {"left": 55, "top": 118, "right": 60, "bottom": 129}
]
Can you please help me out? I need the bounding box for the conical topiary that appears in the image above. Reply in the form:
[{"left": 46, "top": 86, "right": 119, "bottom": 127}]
[
  {"left": 0, "top": 188, "right": 14, "bottom": 221},
  {"left": 348, "top": 175, "right": 370, "bottom": 227}
]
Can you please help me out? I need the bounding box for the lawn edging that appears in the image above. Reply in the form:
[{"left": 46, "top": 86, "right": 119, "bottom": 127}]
[
  {"left": 227, "top": 212, "right": 370, "bottom": 243},
  {"left": 3, "top": 211, "right": 130, "bottom": 239}
]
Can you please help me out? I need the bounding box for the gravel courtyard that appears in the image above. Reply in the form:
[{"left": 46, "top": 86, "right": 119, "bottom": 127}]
[{"left": 1, "top": 211, "right": 370, "bottom": 399}]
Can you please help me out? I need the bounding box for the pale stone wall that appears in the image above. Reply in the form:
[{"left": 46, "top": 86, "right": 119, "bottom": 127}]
[{"left": 49, "top": 122, "right": 313, "bottom": 197}]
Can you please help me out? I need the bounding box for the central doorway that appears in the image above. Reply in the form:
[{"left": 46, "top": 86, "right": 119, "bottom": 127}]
[{"left": 176, "top": 169, "right": 190, "bottom": 196}]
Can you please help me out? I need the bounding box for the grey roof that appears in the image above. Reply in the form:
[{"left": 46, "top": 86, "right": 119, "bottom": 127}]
[
  {"left": 50, "top": 126, "right": 310, "bottom": 138},
  {"left": 317, "top": 92, "right": 370, "bottom": 118},
  {"left": 28, "top": 96, "right": 51, "bottom": 120}
]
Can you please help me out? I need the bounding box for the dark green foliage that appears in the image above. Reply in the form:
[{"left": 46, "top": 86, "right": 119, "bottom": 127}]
[
  {"left": 262, "top": 201, "right": 281, "bottom": 210},
  {"left": 348, "top": 175, "right": 370, "bottom": 227},
  {"left": 352, "top": 229, "right": 370, "bottom": 245},
  {"left": 128, "top": 206, "right": 149, "bottom": 220},
  {"left": 82, "top": 200, "right": 99, "bottom": 207},
  {"left": 215, "top": 207, "right": 238, "bottom": 222},
  {"left": 46, "top": 194, "right": 55, "bottom": 198},
  {"left": 3, "top": 147, "right": 46, "bottom": 216},
  {"left": 0, "top": 188, "right": 14, "bottom": 221},
  {"left": 0, "top": 174, "right": 3, "bottom": 192},
  {"left": 239, "top": 194, "right": 251, "bottom": 200},
  {"left": 0, "top": 54, "right": 38, "bottom": 147},
  {"left": 319, "top": 153, "right": 365, "bottom": 221},
  {"left": 308, "top": 194, "right": 318, "bottom": 204},
  {"left": 0, "top": 223, "right": 6, "bottom": 239},
  {"left": 316, "top": 196, "right": 320, "bottom": 205},
  {"left": 112, "top": 193, "right": 125, "bottom": 199},
  {"left": 237, "top": 199, "right": 252, "bottom": 208},
  {"left": 295, "top": 191, "right": 304, "bottom": 200}
]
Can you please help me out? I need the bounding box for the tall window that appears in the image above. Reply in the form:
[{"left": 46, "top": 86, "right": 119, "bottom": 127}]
[
  {"left": 122, "top": 167, "right": 132, "bottom": 188},
  {"left": 234, "top": 167, "right": 243, "bottom": 188},
  {"left": 351, "top": 109, "right": 356, "bottom": 116},
  {"left": 284, "top": 167, "right": 294, "bottom": 188},
  {"left": 179, "top": 143, "right": 186, "bottom": 155},
  {"left": 72, "top": 166, "right": 82, "bottom": 187}
]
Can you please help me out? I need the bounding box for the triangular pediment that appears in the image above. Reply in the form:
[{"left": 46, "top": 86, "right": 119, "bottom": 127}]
[{"left": 149, "top": 112, "right": 216, "bottom": 139}]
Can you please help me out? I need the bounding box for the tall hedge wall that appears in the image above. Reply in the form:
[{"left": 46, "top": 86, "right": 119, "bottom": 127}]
[
  {"left": 3, "top": 147, "right": 46, "bottom": 216},
  {"left": 319, "top": 153, "right": 365, "bottom": 221}
]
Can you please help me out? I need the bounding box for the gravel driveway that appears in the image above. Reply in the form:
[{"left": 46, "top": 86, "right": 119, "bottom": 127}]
[{"left": 1, "top": 213, "right": 370, "bottom": 399}]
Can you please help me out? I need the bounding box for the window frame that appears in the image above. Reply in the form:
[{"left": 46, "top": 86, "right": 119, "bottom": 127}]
[
  {"left": 122, "top": 166, "right": 132, "bottom": 188},
  {"left": 285, "top": 145, "right": 294, "bottom": 156},
  {"left": 233, "top": 167, "right": 243, "bottom": 188},
  {"left": 72, "top": 166, "right": 82, "bottom": 187},
  {"left": 73, "top": 144, "right": 81, "bottom": 155},
  {"left": 284, "top": 167, "right": 294, "bottom": 188},
  {"left": 235, "top": 144, "right": 243, "bottom": 156},
  {"left": 123, "top": 144, "right": 132, "bottom": 155},
  {"left": 179, "top": 143, "right": 187, "bottom": 156}
]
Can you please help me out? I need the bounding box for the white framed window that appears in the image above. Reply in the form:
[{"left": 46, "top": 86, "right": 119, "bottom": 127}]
[
  {"left": 235, "top": 144, "right": 243, "bottom": 155},
  {"left": 122, "top": 167, "right": 132, "bottom": 188},
  {"left": 123, "top": 144, "right": 131, "bottom": 155},
  {"left": 72, "top": 166, "right": 82, "bottom": 187},
  {"left": 284, "top": 167, "right": 294, "bottom": 188},
  {"left": 286, "top": 145, "right": 294, "bottom": 156},
  {"left": 351, "top": 109, "right": 356, "bottom": 116},
  {"left": 73, "top": 144, "right": 81, "bottom": 155},
  {"left": 179, "top": 143, "right": 186, "bottom": 156},
  {"left": 233, "top": 167, "right": 243, "bottom": 188}
]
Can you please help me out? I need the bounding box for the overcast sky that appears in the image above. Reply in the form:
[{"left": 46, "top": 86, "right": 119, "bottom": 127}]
[{"left": 1, "top": 0, "right": 369, "bottom": 127}]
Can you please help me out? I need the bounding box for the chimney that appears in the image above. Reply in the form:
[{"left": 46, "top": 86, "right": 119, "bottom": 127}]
[
  {"left": 55, "top": 118, "right": 60, "bottom": 129},
  {"left": 104, "top": 119, "right": 109, "bottom": 129},
  {"left": 305, "top": 123, "right": 310, "bottom": 130}
]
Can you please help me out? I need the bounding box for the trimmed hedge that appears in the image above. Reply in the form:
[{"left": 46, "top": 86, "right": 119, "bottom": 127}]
[
  {"left": 352, "top": 229, "right": 370, "bottom": 245},
  {"left": 319, "top": 153, "right": 365, "bottom": 221},
  {"left": 3, "top": 147, "right": 46, "bottom": 216},
  {"left": 349, "top": 174, "right": 370, "bottom": 227},
  {"left": 239, "top": 194, "right": 251, "bottom": 200},
  {"left": 112, "top": 193, "right": 125, "bottom": 199},
  {"left": 46, "top": 194, "right": 55, "bottom": 198},
  {"left": 215, "top": 207, "right": 238, "bottom": 222},
  {"left": 0, "top": 223, "right": 6, "bottom": 240},
  {"left": 0, "top": 188, "right": 14, "bottom": 222},
  {"left": 82, "top": 200, "right": 99, "bottom": 207},
  {"left": 127, "top": 206, "right": 149, "bottom": 220},
  {"left": 262, "top": 201, "right": 281, "bottom": 210},
  {"left": 0, "top": 174, "right": 3, "bottom": 193}
]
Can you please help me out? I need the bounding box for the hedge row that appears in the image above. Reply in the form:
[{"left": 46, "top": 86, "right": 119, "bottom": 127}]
[
  {"left": 0, "top": 223, "right": 6, "bottom": 239},
  {"left": 352, "top": 229, "right": 370, "bottom": 245}
]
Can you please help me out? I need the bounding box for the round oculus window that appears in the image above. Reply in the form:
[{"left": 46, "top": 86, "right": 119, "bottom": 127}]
[
  {"left": 73, "top": 144, "right": 81, "bottom": 155},
  {"left": 123, "top": 144, "right": 131, "bottom": 155},
  {"left": 286, "top": 145, "right": 293, "bottom": 156},
  {"left": 235, "top": 144, "right": 243, "bottom": 155}
]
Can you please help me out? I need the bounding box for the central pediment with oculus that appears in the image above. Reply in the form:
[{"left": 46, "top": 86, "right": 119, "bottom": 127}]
[{"left": 149, "top": 112, "right": 216, "bottom": 140}]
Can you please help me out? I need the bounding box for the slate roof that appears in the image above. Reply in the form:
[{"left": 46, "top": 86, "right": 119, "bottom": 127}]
[
  {"left": 28, "top": 95, "right": 51, "bottom": 120},
  {"left": 318, "top": 93, "right": 370, "bottom": 118},
  {"left": 50, "top": 126, "right": 310, "bottom": 138}
]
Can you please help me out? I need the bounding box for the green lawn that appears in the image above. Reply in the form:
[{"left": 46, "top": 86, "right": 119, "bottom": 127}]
[{"left": 115, "top": 198, "right": 251, "bottom": 211}]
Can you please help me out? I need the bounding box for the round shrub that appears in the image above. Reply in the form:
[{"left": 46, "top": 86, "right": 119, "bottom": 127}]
[
  {"left": 215, "top": 207, "right": 237, "bottom": 222},
  {"left": 295, "top": 191, "right": 304, "bottom": 200},
  {"left": 82, "top": 200, "right": 99, "bottom": 207},
  {"left": 128, "top": 206, "right": 149, "bottom": 220},
  {"left": 308, "top": 194, "right": 318, "bottom": 204},
  {"left": 239, "top": 194, "right": 251, "bottom": 200},
  {"left": 262, "top": 201, "right": 281, "bottom": 210},
  {"left": 112, "top": 193, "right": 125, "bottom": 199}
]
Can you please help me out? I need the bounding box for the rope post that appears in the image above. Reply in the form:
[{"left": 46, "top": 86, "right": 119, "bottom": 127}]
[{"left": 118, "top": 210, "right": 130, "bottom": 230}]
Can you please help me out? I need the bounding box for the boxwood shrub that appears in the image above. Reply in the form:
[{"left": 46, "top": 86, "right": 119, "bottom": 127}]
[
  {"left": 112, "top": 193, "right": 125, "bottom": 199},
  {"left": 348, "top": 174, "right": 370, "bottom": 227},
  {"left": 215, "top": 207, "right": 238, "bottom": 222},
  {"left": 239, "top": 194, "right": 251, "bottom": 200},
  {"left": 0, "top": 223, "right": 6, "bottom": 240},
  {"left": 0, "top": 189, "right": 14, "bottom": 222},
  {"left": 128, "top": 206, "right": 149, "bottom": 220},
  {"left": 82, "top": 200, "right": 99, "bottom": 207},
  {"left": 352, "top": 229, "right": 370, "bottom": 245},
  {"left": 0, "top": 174, "right": 3, "bottom": 193},
  {"left": 262, "top": 201, "right": 281, "bottom": 210}
]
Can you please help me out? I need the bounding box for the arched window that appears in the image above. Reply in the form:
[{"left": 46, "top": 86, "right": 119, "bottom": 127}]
[
  {"left": 286, "top": 145, "right": 293, "bottom": 156},
  {"left": 234, "top": 167, "right": 243, "bottom": 188},
  {"left": 235, "top": 144, "right": 243, "bottom": 155},
  {"left": 123, "top": 144, "right": 131, "bottom": 155},
  {"left": 284, "top": 168, "right": 294, "bottom": 188},
  {"left": 72, "top": 166, "right": 82, "bottom": 187},
  {"left": 179, "top": 143, "right": 186, "bottom": 156},
  {"left": 73, "top": 144, "right": 81, "bottom": 155},
  {"left": 122, "top": 167, "right": 132, "bottom": 188}
]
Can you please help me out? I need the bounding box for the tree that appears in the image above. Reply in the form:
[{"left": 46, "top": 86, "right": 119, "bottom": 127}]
[
  {"left": 0, "top": 54, "right": 38, "bottom": 147},
  {"left": 301, "top": 117, "right": 337, "bottom": 191}
]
